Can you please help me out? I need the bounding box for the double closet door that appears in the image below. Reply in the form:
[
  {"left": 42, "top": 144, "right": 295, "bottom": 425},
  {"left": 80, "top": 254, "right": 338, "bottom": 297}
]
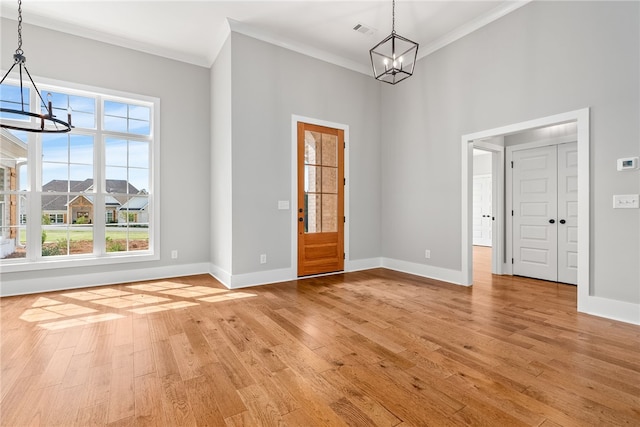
[{"left": 512, "top": 142, "right": 577, "bottom": 285}]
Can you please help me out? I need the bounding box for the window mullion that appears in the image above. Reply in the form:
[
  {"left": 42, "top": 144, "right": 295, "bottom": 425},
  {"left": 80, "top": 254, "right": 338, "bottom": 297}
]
[{"left": 93, "top": 98, "right": 106, "bottom": 255}]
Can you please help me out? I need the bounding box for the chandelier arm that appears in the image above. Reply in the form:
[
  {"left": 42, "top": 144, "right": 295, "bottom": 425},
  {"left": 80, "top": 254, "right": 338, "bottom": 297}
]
[
  {"left": 19, "top": 64, "right": 26, "bottom": 111},
  {"left": 22, "top": 65, "right": 49, "bottom": 114},
  {"left": 0, "top": 62, "right": 19, "bottom": 86}
]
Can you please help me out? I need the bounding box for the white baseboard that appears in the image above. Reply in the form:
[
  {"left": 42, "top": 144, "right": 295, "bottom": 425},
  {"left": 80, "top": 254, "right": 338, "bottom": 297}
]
[
  {"left": 580, "top": 295, "right": 640, "bottom": 325},
  {"left": 0, "top": 262, "right": 211, "bottom": 297},
  {"left": 214, "top": 258, "right": 384, "bottom": 289},
  {"left": 227, "top": 267, "right": 295, "bottom": 289},
  {"left": 345, "top": 257, "right": 382, "bottom": 272},
  {"left": 381, "top": 257, "right": 465, "bottom": 286},
  {"left": 209, "top": 264, "right": 232, "bottom": 289}
]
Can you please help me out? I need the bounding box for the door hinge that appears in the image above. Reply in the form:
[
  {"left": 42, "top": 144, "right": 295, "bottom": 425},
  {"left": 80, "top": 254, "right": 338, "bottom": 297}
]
[
  {"left": 511, "top": 161, "right": 514, "bottom": 168},
  {"left": 512, "top": 258, "right": 514, "bottom": 264},
  {"left": 344, "top": 178, "right": 346, "bottom": 185},
  {"left": 343, "top": 253, "right": 346, "bottom": 260},
  {"left": 511, "top": 210, "right": 514, "bottom": 216},
  {"left": 343, "top": 216, "right": 346, "bottom": 223},
  {"left": 344, "top": 142, "right": 346, "bottom": 149}
]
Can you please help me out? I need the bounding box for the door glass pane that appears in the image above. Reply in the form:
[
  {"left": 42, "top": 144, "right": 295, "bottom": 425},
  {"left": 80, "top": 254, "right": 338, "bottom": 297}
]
[
  {"left": 305, "top": 194, "right": 321, "bottom": 233},
  {"left": 321, "top": 194, "right": 338, "bottom": 232},
  {"left": 304, "top": 165, "right": 321, "bottom": 193},
  {"left": 304, "top": 131, "right": 321, "bottom": 164},
  {"left": 321, "top": 134, "right": 338, "bottom": 167},
  {"left": 321, "top": 167, "right": 337, "bottom": 194}
]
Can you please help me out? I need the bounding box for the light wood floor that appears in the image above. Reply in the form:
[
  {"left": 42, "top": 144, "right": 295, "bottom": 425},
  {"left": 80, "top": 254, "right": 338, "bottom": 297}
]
[{"left": 1, "top": 247, "right": 639, "bottom": 426}]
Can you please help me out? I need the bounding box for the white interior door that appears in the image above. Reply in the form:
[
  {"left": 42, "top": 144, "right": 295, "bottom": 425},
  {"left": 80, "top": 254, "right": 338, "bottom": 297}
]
[
  {"left": 512, "top": 142, "right": 578, "bottom": 284},
  {"left": 473, "top": 175, "right": 492, "bottom": 246},
  {"left": 513, "top": 145, "right": 558, "bottom": 282},
  {"left": 557, "top": 142, "right": 578, "bottom": 285}
]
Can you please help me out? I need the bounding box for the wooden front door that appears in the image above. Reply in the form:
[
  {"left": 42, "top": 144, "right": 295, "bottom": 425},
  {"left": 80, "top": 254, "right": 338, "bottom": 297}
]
[{"left": 297, "top": 122, "right": 344, "bottom": 277}]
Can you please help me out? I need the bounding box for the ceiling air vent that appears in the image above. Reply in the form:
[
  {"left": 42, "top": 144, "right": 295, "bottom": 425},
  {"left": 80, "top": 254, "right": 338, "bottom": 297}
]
[{"left": 353, "top": 23, "right": 376, "bottom": 36}]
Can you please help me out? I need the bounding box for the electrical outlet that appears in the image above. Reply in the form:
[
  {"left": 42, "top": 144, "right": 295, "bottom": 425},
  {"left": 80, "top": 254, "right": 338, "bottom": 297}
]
[
  {"left": 260, "top": 254, "right": 267, "bottom": 264},
  {"left": 425, "top": 249, "right": 431, "bottom": 259},
  {"left": 171, "top": 250, "right": 178, "bottom": 259}
]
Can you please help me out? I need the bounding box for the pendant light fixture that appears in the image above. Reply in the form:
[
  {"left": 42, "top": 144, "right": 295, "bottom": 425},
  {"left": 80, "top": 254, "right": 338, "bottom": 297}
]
[
  {"left": 0, "top": 0, "right": 72, "bottom": 133},
  {"left": 370, "top": 0, "right": 419, "bottom": 85}
]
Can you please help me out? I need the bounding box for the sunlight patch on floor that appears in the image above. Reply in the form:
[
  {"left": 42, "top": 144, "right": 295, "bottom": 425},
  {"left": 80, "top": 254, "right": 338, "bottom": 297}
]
[
  {"left": 128, "top": 301, "right": 199, "bottom": 314},
  {"left": 38, "top": 313, "right": 126, "bottom": 330},
  {"left": 91, "top": 295, "right": 172, "bottom": 308},
  {"left": 31, "top": 297, "right": 64, "bottom": 307},
  {"left": 127, "top": 281, "right": 191, "bottom": 292},
  {"left": 19, "top": 280, "right": 258, "bottom": 331}
]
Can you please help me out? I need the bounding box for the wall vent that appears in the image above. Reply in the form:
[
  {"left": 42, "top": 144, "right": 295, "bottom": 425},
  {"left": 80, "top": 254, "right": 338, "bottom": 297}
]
[{"left": 353, "top": 23, "right": 376, "bottom": 36}]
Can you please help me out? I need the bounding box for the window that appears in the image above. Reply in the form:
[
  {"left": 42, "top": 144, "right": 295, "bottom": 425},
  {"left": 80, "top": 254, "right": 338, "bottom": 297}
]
[
  {"left": 0, "top": 79, "right": 158, "bottom": 270},
  {"left": 48, "top": 214, "right": 64, "bottom": 224}
]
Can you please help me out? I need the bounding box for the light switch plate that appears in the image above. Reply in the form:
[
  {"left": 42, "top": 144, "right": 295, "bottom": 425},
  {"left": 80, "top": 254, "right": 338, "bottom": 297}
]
[
  {"left": 617, "top": 157, "right": 639, "bottom": 171},
  {"left": 613, "top": 194, "right": 639, "bottom": 209}
]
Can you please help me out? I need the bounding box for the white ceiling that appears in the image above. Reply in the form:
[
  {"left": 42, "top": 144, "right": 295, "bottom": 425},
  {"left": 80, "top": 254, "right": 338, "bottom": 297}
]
[{"left": 0, "top": 1, "right": 529, "bottom": 73}]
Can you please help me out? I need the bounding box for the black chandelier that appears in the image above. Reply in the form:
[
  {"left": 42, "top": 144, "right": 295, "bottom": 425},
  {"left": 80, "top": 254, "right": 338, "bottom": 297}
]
[
  {"left": 370, "top": 0, "right": 419, "bottom": 85},
  {"left": 0, "top": 0, "right": 72, "bottom": 133}
]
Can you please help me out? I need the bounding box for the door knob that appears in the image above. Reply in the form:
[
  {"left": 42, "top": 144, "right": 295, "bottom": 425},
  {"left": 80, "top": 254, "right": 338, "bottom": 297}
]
[
  {"left": 559, "top": 219, "right": 566, "bottom": 224},
  {"left": 549, "top": 219, "right": 555, "bottom": 224}
]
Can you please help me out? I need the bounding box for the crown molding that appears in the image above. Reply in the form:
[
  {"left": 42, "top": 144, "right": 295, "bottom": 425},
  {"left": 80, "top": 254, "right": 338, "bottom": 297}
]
[
  {"left": 226, "top": 18, "right": 371, "bottom": 75},
  {"left": 0, "top": 5, "right": 211, "bottom": 68},
  {"left": 417, "top": 1, "right": 532, "bottom": 60}
]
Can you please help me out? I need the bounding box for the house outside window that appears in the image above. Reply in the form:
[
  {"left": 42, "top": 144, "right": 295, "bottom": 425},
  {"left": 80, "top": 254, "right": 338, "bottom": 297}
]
[{"left": 0, "top": 79, "right": 159, "bottom": 270}]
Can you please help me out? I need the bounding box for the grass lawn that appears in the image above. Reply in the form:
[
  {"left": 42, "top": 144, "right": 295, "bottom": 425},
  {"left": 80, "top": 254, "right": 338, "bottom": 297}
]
[{"left": 21, "top": 227, "right": 148, "bottom": 243}]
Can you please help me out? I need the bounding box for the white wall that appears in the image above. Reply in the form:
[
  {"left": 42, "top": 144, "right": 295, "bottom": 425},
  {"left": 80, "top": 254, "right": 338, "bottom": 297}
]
[
  {"left": 223, "top": 31, "right": 381, "bottom": 278},
  {"left": 382, "top": 1, "right": 640, "bottom": 306},
  {"left": 210, "top": 36, "right": 233, "bottom": 279},
  {"left": 1, "top": 19, "right": 211, "bottom": 293}
]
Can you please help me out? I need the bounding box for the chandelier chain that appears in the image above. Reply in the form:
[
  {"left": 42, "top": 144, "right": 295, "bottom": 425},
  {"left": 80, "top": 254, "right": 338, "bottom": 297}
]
[
  {"left": 392, "top": 0, "right": 396, "bottom": 34},
  {"left": 16, "top": 0, "right": 23, "bottom": 54}
]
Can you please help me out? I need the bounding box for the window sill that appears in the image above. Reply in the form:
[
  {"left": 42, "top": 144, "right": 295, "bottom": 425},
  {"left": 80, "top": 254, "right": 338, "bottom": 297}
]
[{"left": 0, "top": 251, "right": 160, "bottom": 274}]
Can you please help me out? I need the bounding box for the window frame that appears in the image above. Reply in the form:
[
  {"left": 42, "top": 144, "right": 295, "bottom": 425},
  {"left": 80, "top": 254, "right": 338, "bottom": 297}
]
[{"left": 0, "top": 76, "right": 160, "bottom": 272}]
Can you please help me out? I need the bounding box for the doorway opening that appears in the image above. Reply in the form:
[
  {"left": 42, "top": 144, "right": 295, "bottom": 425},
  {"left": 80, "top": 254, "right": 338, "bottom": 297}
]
[
  {"left": 461, "top": 109, "right": 590, "bottom": 311},
  {"left": 472, "top": 148, "right": 495, "bottom": 279}
]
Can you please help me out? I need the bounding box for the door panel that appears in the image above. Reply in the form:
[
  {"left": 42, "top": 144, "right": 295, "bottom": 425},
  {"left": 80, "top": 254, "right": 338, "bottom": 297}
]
[
  {"left": 297, "top": 123, "right": 344, "bottom": 277},
  {"left": 557, "top": 142, "right": 578, "bottom": 284},
  {"left": 473, "top": 175, "right": 492, "bottom": 246},
  {"left": 513, "top": 145, "right": 558, "bottom": 281}
]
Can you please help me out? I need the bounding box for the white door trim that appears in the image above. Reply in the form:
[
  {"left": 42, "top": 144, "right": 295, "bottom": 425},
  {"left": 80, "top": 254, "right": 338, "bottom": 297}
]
[
  {"left": 291, "top": 115, "right": 349, "bottom": 277},
  {"left": 461, "top": 108, "right": 590, "bottom": 313},
  {"left": 472, "top": 141, "right": 505, "bottom": 275}
]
